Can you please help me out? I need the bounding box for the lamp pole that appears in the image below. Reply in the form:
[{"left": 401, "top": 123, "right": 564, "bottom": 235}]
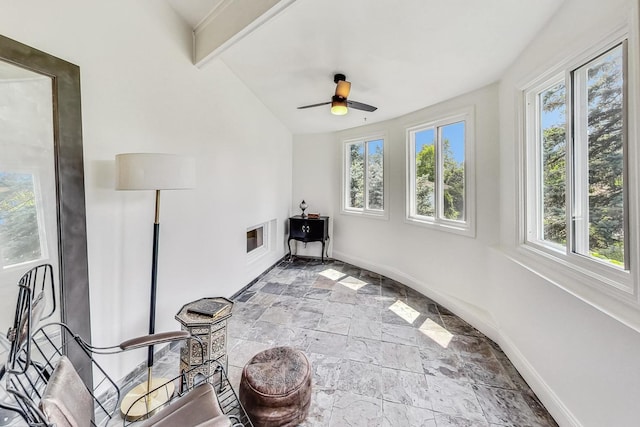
[
  {"left": 115, "top": 153, "right": 195, "bottom": 420},
  {"left": 148, "top": 190, "right": 161, "bottom": 377}
]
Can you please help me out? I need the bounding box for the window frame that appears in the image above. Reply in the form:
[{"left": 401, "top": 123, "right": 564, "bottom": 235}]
[
  {"left": 405, "top": 107, "right": 475, "bottom": 237},
  {"left": 341, "top": 133, "right": 388, "bottom": 219},
  {"left": 519, "top": 27, "right": 640, "bottom": 305}
]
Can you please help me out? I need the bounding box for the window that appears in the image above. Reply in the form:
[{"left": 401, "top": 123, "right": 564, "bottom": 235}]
[
  {"left": 524, "top": 39, "right": 632, "bottom": 292},
  {"left": 246, "top": 226, "right": 264, "bottom": 253},
  {"left": 247, "top": 220, "right": 276, "bottom": 264},
  {"left": 343, "top": 136, "right": 385, "bottom": 216},
  {"left": 0, "top": 171, "right": 47, "bottom": 269},
  {"left": 407, "top": 108, "right": 474, "bottom": 236}
]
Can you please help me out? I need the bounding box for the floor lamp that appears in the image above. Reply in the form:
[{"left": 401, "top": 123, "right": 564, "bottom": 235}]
[{"left": 115, "top": 153, "right": 196, "bottom": 419}]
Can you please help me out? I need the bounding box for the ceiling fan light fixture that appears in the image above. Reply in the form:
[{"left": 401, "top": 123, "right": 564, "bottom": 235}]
[
  {"left": 298, "top": 74, "right": 376, "bottom": 114},
  {"left": 331, "top": 96, "right": 348, "bottom": 115}
]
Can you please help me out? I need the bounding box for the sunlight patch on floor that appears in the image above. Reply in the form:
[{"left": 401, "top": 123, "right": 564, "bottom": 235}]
[
  {"left": 388, "top": 300, "right": 420, "bottom": 324},
  {"left": 418, "top": 318, "right": 454, "bottom": 348},
  {"left": 337, "top": 276, "right": 367, "bottom": 291},
  {"left": 319, "top": 268, "right": 346, "bottom": 281}
]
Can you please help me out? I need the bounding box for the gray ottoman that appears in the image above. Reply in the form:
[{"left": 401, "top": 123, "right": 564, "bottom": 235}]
[{"left": 239, "top": 347, "right": 312, "bottom": 427}]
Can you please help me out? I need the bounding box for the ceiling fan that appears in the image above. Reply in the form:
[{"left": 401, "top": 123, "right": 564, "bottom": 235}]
[{"left": 298, "top": 73, "right": 377, "bottom": 116}]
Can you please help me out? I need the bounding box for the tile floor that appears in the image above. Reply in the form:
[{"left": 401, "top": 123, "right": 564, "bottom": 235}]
[
  {"left": 224, "top": 257, "right": 558, "bottom": 427},
  {"left": 1, "top": 257, "right": 559, "bottom": 427}
]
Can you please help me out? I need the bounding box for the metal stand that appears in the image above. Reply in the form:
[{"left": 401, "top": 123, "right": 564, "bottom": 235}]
[{"left": 120, "top": 190, "right": 172, "bottom": 419}]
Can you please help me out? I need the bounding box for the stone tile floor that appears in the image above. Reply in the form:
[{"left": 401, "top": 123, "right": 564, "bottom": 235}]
[
  {"left": 224, "top": 258, "right": 558, "bottom": 427},
  {"left": 1, "top": 257, "right": 559, "bottom": 427}
]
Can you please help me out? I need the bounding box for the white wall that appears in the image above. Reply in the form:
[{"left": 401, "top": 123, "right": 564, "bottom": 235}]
[
  {"left": 294, "top": 84, "right": 501, "bottom": 328},
  {"left": 496, "top": 0, "right": 640, "bottom": 425},
  {"left": 291, "top": 133, "right": 339, "bottom": 258},
  {"left": 293, "top": 1, "right": 640, "bottom": 425},
  {"left": 0, "top": 0, "right": 292, "bottom": 379}
]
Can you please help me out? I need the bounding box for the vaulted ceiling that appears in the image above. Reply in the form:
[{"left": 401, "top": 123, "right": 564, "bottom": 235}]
[{"left": 168, "top": 0, "right": 565, "bottom": 134}]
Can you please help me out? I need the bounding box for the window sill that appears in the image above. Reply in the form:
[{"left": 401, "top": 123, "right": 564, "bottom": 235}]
[
  {"left": 340, "top": 208, "right": 388, "bottom": 221},
  {"left": 405, "top": 215, "right": 475, "bottom": 238},
  {"left": 501, "top": 244, "right": 640, "bottom": 333},
  {"left": 519, "top": 243, "right": 634, "bottom": 297}
]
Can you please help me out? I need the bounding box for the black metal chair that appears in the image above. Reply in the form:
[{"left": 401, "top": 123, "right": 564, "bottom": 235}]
[
  {"left": 0, "top": 265, "right": 252, "bottom": 427},
  {"left": 3, "top": 264, "right": 56, "bottom": 377},
  {"left": 0, "top": 264, "right": 56, "bottom": 426}
]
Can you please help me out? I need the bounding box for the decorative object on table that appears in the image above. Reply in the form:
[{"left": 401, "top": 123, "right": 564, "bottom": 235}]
[
  {"left": 175, "top": 297, "right": 234, "bottom": 393},
  {"left": 299, "top": 200, "right": 307, "bottom": 218},
  {"left": 115, "top": 152, "right": 196, "bottom": 419},
  {"left": 287, "top": 215, "right": 330, "bottom": 263},
  {"left": 239, "top": 346, "right": 312, "bottom": 427},
  {"left": 307, "top": 213, "right": 320, "bottom": 219},
  {"left": 186, "top": 299, "right": 232, "bottom": 318}
]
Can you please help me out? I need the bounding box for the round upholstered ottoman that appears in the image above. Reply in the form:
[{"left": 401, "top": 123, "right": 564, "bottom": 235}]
[{"left": 239, "top": 346, "right": 312, "bottom": 427}]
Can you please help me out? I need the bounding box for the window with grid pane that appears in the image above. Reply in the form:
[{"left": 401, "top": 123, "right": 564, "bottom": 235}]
[
  {"left": 343, "top": 137, "right": 385, "bottom": 216},
  {"left": 407, "top": 109, "right": 474, "bottom": 236},
  {"left": 524, "top": 41, "right": 629, "bottom": 281}
]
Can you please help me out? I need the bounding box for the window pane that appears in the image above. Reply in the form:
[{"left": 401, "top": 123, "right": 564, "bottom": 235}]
[
  {"left": 247, "top": 226, "right": 264, "bottom": 253},
  {"left": 367, "top": 139, "right": 384, "bottom": 210},
  {"left": 540, "top": 82, "right": 567, "bottom": 246},
  {"left": 414, "top": 129, "right": 435, "bottom": 217},
  {"left": 441, "top": 122, "right": 465, "bottom": 221},
  {"left": 585, "top": 46, "right": 625, "bottom": 266},
  {"left": 0, "top": 172, "right": 43, "bottom": 267},
  {"left": 348, "top": 143, "right": 364, "bottom": 209}
]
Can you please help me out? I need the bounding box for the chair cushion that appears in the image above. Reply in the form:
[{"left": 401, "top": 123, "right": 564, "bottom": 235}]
[
  {"left": 139, "top": 382, "right": 230, "bottom": 427},
  {"left": 39, "top": 356, "right": 93, "bottom": 427}
]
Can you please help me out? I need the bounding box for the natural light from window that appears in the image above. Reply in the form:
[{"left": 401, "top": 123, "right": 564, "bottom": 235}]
[
  {"left": 319, "top": 268, "right": 346, "bottom": 281},
  {"left": 388, "top": 300, "right": 420, "bottom": 324},
  {"left": 418, "top": 318, "right": 454, "bottom": 348},
  {"left": 337, "top": 276, "right": 367, "bottom": 291}
]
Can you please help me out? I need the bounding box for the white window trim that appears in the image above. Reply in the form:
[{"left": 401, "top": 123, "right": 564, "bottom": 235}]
[
  {"left": 405, "top": 106, "right": 476, "bottom": 238},
  {"left": 341, "top": 133, "right": 389, "bottom": 219},
  {"left": 516, "top": 23, "right": 640, "bottom": 315}
]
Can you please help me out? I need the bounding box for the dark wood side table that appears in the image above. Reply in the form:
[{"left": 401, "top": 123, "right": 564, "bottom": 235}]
[
  {"left": 175, "top": 297, "right": 233, "bottom": 392},
  {"left": 288, "top": 215, "right": 330, "bottom": 263}
]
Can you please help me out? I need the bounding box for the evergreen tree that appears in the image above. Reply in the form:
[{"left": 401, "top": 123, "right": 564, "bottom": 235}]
[
  {"left": 367, "top": 144, "right": 384, "bottom": 210},
  {"left": 540, "top": 48, "right": 624, "bottom": 264},
  {"left": 349, "top": 144, "right": 364, "bottom": 208}
]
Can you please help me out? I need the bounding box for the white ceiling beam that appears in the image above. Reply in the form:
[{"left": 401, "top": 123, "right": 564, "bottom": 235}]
[{"left": 194, "top": 0, "right": 296, "bottom": 68}]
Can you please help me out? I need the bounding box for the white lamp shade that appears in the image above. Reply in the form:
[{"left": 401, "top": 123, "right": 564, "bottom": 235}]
[{"left": 116, "top": 153, "right": 196, "bottom": 190}]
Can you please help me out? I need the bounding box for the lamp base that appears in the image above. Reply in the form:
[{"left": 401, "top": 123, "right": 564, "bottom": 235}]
[{"left": 120, "top": 377, "right": 175, "bottom": 421}]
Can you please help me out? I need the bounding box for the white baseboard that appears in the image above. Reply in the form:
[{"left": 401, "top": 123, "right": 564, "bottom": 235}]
[
  {"left": 495, "top": 334, "right": 582, "bottom": 427},
  {"left": 331, "top": 250, "right": 582, "bottom": 427},
  {"left": 332, "top": 250, "right": 499, "bottom": 339}
]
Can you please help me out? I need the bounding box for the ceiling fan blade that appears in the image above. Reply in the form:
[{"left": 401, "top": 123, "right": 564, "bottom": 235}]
[
  {"left": 347, "top": 100, "right": 377, "bottom": 112},
  {"left": 297, "top": 101, "right": 331, "bottom": 109},
  {"left": 335, "top": 80, "right": 351, "bottom": 98}
]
